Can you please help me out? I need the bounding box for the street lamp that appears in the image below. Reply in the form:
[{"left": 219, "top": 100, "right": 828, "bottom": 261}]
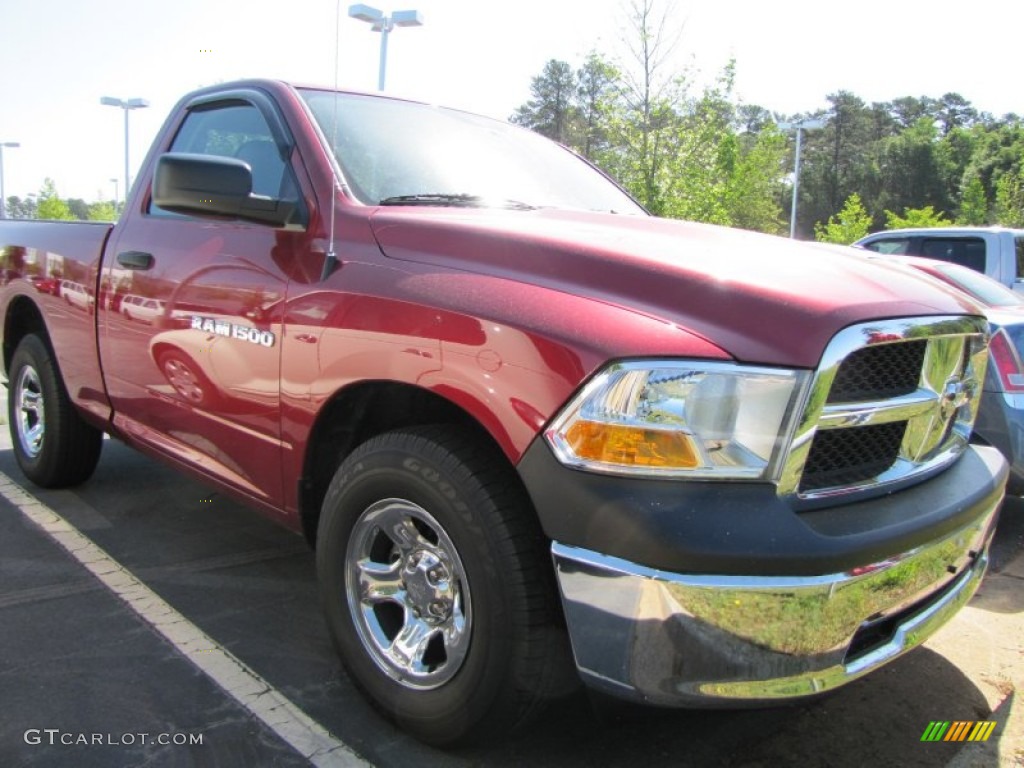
[
  {"left": 348, "top": 4, "right": 424, "bottom": 91},
  {"left": 779, "top": 118, "right": 825, "bottom": 239},
  {"left": 100, "top": 96, "right": 149, "bottom": 206},
  {"left": 0, "top": 141, "right": 20, "bottom": 219}
]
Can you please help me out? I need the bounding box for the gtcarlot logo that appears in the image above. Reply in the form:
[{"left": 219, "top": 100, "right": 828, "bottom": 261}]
[
  {"left": 920, "top": 721, "right": 997, "bottom": 742},
  {"left": 24, "top": 729, "right": 204, "bottom": 747}
]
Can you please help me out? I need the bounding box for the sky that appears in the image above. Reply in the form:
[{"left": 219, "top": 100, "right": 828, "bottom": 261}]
[{"left": 1, "top": 0, "right": 1022, "bottom": 203}]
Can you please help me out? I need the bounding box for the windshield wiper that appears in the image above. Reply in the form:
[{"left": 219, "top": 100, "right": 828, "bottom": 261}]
[{"left": 378, "top": 193, "right": 535, "bottom": 210}]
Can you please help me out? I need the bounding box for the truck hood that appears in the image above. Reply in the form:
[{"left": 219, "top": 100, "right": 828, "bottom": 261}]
[{"left": 367, "top": 208, "right": 981, "bottom": 368}]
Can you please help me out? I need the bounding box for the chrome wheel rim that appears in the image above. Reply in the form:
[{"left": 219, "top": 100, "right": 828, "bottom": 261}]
[
  {"left": 163, "top": 358, "right": 204, "bottom": 403},
  {"left": 15, "top": 365, "right": 45, "bottom": 459},
  {"left": 345, "top": 498, "right": 472, "bottom": 689}
]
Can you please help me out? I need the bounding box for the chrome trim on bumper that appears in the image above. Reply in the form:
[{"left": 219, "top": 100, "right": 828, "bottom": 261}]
[{"left": 551, "top": 497, "right": 999, "bottom": 705}]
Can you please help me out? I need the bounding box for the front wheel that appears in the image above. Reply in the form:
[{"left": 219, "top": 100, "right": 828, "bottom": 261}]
[
  {"left": 157, "top": 349, "right": 216, "bottom": 407},
  {"left": 316, "top": 426, "right": 570, "bottom": 746},
  {"left": 8, "top": 334, "right": 102, "bottom": 487}
]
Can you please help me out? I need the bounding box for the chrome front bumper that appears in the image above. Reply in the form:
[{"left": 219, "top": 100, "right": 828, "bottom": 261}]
[{"left": 552, "top": 495, "right": 1000, "bottom": 706}]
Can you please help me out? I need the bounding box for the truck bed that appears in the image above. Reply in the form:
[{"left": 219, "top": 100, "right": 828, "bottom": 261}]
[{"left": 0, "top": 219, "right": 115, "bottom": 424}]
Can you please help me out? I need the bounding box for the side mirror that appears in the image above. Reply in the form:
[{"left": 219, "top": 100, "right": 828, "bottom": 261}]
[{"left": 152, "top": 153, "right": 301, "bottom": 228}]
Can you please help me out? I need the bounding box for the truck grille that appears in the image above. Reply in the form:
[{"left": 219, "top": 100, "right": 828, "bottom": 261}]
[
  {"left": 828, "top": 341, "right": 925, "bottom": 402},
  {"left": 799, "top": 421, "right": 907, "bottom": 493},
  {"left": 778, "top": 317, "right": 989, "bottom": 502}
]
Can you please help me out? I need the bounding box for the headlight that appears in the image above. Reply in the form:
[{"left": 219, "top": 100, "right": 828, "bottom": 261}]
[{"left": 545, "top": 361, "right": 809, "bottom": 480}]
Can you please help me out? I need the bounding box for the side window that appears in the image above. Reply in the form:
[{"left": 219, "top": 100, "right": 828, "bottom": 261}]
[
  {"left": 920, "top": 238, "right": 986, "bottom": 273},
  {"left": 150, "top": 102, "right": 296, "bottom": 215},
  {"left": 1015, "top": 236, "right": 1024, "bottom": 282},
  {"left": 860, "top": 238, "right": 909, "bottom": 255}
]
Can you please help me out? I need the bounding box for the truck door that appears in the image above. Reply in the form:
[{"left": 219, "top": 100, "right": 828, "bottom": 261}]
[{"left": 98, "top": 92, "right": 307, "bottom": 510}]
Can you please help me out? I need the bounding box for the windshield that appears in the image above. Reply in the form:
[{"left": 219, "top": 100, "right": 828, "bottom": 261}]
[
  {"left": 932, "top": 262, "right": 1024, "bottom": 308},
  {"left": 299, "top": 89, "right": 645, "bottom": 215}
]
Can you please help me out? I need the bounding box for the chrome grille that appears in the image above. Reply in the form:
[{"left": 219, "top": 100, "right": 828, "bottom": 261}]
[
  {"left": 827, "top": 341, "right": 925, "bottom": 402},
  {"left": 800, "top": 421, "right": 907, "bottom": 493},
  {"left": 779, "top": 316, "right": 989, "bottom": 502}
]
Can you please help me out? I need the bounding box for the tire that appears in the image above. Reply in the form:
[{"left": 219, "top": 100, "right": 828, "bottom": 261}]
[
  {"left": 316, "top": 425, "right": 570, "bottom": 746},
  {"left": 157, "top": 349, "right": 216, "bottom": 407},
  {"left": 8, "top": 334, "right": 103, "bottom": 488}
]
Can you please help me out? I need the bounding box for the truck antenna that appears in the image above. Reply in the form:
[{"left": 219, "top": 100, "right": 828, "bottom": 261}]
[{"left": 321, "top": 0, "right": 343, "bottom": 282}]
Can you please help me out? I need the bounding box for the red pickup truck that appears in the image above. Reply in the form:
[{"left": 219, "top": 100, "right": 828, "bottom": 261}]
[{"left": 0, "top": 79, "right": 1008, "bottom": 745}]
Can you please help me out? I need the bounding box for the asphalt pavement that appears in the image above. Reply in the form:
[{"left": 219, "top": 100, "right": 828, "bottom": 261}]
[{"left": 0, "top": 415, "right": 1022, "bottom": 767}]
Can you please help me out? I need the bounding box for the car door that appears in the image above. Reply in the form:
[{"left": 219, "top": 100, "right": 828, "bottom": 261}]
[{"left": 98, "top": 91, "right": 308, "bottom": 509}]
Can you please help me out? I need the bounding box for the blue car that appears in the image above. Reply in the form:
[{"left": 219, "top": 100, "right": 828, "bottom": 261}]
[{"left": 872, "top": 255, "right": 1024, "bottom": 493}]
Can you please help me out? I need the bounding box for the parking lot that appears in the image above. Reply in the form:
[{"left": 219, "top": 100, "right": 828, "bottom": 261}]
[{"left": 1, "top": 426, "right": 1022, "bottom": 767}]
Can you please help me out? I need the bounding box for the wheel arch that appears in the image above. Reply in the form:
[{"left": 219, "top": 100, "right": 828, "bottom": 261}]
[
  {"left": 298, "top": 380, "right": 539, "bottom": 548},
  {"left": 4, "top": 295, "right": 51, "bottom": 376},
  {"left": 150, "top": 340, "right": 192, "bottom": 367}
]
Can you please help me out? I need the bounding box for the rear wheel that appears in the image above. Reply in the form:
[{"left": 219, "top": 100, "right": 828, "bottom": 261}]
[
  {"left": 8, "top": 334, "right": 102, "bottom": 487},
  {"left": 316, "top": 426, "right": 570, "bottom": 745}
]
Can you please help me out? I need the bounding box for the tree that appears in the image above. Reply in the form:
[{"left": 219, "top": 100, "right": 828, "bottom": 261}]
[
  {"left": 509, "top": 11, "right": 1024, "bottom": 237},
  {"left": 66, "top": 198, "right": 90, "bottom": 220},
  {"left": 5, "top": 195, "right": 37, "bottom": 219},
  {"left": 883, "top": 205, "right": 952, "bottom": 229},
  {"left": 956, "top": 176, "right": 988, "bottom": 225},
  {"left": 512, "top": 28, "right": 784, "bottom": 231},
  {"left": 510, "top": 1, "right": 789, "bottom": 230},
  {"left": 609, "top": 0, "right": 688, "bottom": 213},
  {"left": 994, "top": 169, "right": 1024, "bottom": 227},
  {"left": 936, "top": 93, "right": 978, "bottom": 136},
  {"left": 735, "top": 104, "right": 775, "bottom": 135},
  {"left": 510, "top": 59, "right": 579, "bottom": 145},
  {"left": 876, "top": 117, "right": 954, "bottom": 220},
  {"left": 955, "top": 120, "right": 1024, "bottom": 213},
  {"left": 814, "top": 193, "right": 872, "bottom": 244},
  {"left": 87, "top": 201, "right": 118, "bottom": 221},
  {"left": 723, "top": 127, "right": 787, "bottom": 234},
  {"left": 35, "top": 179, "right": 75, "bottom": 221},
  {"left": 657, "top": 66, "right": 735, "bottom": 223},
  {"left": 866, "top": 101, "right": 899, "bottom": 143},
  {"left": 575, "top": 52, "right": 620, "bottom": 160},
  {"left": 796, "top": 91, "right": 878, "bottom": 236},
  {"left": 887, "top": 96, "right": 936, "bottom": 129}
]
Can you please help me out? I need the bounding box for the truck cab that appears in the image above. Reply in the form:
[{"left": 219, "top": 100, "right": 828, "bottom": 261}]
[
  {"left": 856, "top": 226, "right": 1024, "bottom": 292},
  {"left": 0, "top": 79, "right": 1011, "bottom": 747}
]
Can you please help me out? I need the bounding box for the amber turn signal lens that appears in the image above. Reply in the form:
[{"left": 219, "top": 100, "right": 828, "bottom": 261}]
[{"left": 564, "top": 420, "right": 700, "bottom": 469}]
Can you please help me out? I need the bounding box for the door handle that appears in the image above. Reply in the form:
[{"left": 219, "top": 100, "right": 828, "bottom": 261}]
[{"left": 117, "top": 251, "right": 154, "bottom": 270}]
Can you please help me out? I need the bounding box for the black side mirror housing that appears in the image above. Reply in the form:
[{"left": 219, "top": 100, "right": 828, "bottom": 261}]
[{"left": 152, "top": 153, "right": 302, "bottom": 229}]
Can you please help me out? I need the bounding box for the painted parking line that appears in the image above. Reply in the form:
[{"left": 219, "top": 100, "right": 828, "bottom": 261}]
[{"left": 0, "top": 471, "right": 370, "bottom": 768}]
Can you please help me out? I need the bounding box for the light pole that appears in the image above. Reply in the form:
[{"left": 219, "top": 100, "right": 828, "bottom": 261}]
[
  {"left": 100, "top": 96, "right": 149, "bottom": 206},
  {"left": 779, "top": 118, "right": 825, "bottom": 239},
  {"left": 348, "top": 4, "right": 424, "bottom": 91},
  {"left": 0, "top": 141, "right": 20, "bottom": 219}
]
